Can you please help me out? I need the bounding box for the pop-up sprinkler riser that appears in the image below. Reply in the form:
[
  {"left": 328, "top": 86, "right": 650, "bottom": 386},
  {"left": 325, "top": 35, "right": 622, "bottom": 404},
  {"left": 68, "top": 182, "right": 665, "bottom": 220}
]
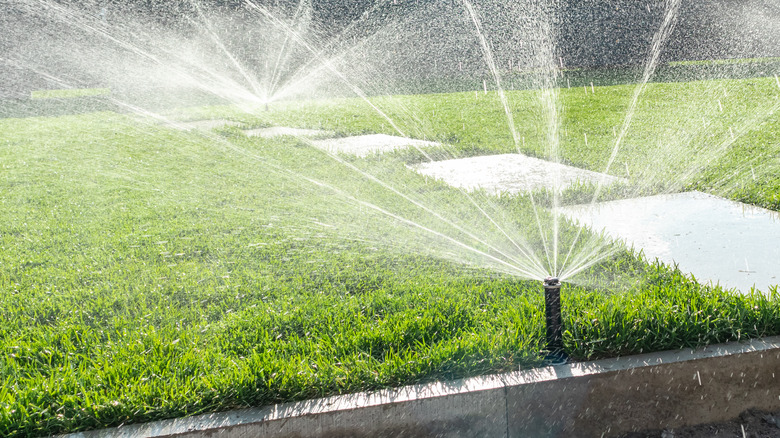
[{"left": 543, "top": 276, "right": 567, "bottom": 365}]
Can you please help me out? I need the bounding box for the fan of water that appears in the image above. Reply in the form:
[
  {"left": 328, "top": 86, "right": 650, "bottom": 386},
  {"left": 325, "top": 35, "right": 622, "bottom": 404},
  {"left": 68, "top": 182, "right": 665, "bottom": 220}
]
[{"left": 3, "top": 0, "right": 779, "bottom": 290}]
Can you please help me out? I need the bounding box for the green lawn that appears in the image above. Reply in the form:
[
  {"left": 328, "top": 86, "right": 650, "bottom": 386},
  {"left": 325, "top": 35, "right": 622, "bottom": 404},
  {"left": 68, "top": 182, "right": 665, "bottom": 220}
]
[
  {"left": 230, "top": 75, "right": 780, "bottom": 208},
  {"left": 1, "top": 74, "right": 780, "bottom": 437}
]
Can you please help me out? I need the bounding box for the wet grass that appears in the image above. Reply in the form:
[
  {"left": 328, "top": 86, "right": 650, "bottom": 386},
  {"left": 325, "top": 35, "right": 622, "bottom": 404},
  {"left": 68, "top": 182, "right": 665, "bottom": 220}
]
[
  {"left": 2, "top": 74, "right": 780, "bottom": 437},
  {"left": 229, "top": 75, "right": 780, "bottom": 209}
]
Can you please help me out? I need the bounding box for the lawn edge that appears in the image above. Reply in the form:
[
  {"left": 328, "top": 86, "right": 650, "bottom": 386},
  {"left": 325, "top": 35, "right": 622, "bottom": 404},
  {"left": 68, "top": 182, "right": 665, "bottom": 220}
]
[{"left": 58, "top": 335, "right": 780, "bottom": 438}]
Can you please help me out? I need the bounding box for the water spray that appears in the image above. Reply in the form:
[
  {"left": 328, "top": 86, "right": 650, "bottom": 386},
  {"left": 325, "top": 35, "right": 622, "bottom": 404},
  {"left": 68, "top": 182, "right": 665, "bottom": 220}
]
[{"left": 543, "top": 276, "right": 568, "bottom": 365}]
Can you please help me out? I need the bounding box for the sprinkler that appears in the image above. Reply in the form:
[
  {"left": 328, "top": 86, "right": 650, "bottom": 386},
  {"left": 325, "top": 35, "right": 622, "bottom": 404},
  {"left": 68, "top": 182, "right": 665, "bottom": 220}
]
[{"left": 543, "top": 276, "right": 568, "bottom": 365}]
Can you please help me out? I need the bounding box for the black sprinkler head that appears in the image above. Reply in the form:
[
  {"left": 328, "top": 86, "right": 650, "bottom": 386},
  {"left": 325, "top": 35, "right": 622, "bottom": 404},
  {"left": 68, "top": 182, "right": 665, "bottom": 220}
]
[
  {"left": 543, "top": 276, "right": 567, "bottom": 366},
  {"left": 543, "top": 276, "right": 561, "bottom": 288}
]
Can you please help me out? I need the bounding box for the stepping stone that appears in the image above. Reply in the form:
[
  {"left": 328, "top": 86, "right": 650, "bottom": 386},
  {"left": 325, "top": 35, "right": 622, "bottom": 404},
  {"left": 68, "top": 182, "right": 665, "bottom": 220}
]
[
  {"left": 244, "top": 127, "right": 334, "bottom": 138},
  {"left": 559, "top": 191, "right": 780, "bottom": 294},
  {"left": 311, "top": 134, "right": 440, "bottom": 157},
  {"left": 413, "top": 153, "right": 624, "bottom": 194},
  {"left": 176, "top": 119, "right": 242, "bottom": 131}
]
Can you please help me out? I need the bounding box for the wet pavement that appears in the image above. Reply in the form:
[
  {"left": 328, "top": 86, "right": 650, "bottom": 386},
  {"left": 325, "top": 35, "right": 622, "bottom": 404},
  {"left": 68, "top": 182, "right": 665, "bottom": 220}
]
[
  {"left": 244, "top": 127, "right": 333, "bottom": 138},
  {"left": 175, "top": 119, "right": 242, "bottom": 130},
  {"left": 311, "top": 134, "right": 440, "bottom": 157},
  {"left": 413, "top": 153, "right": 624, "bottom": 194},
  {"left": 560, "top": 191, "right": 780, "bottom": 294}
]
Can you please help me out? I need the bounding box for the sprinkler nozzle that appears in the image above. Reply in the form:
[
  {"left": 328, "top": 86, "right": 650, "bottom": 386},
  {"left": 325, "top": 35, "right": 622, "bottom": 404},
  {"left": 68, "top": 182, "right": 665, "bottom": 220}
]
[
  {"left": 543, "top": 276, "right": 567, "bottom": 366},
  {"left": 543, "top": 276, "right": 560, "bottom": 288}
]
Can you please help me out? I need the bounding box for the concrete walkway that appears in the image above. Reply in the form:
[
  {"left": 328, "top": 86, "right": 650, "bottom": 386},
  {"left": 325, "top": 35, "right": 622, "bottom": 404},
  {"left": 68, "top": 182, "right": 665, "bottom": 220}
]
[
  {"left": 175, "top": 119, "right": 242, "bottom": 131},
  {"left": 414, "top": 153, "right": 625, "bottom": 194},
  {"left": 311, "top": 134, "right": 441, "bottom": 157},
  {"left": 560, "top": 191, "right": 780, "bottom": 294},
  {"left": 243, "top": 127, "right": 333, "bottom": 138}
]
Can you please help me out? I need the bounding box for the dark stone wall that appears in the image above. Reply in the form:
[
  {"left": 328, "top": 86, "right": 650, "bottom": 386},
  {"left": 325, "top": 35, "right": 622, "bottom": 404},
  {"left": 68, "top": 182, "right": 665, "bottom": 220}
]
[
  {"left": 559, "top": 0, "right": 780, "bottom": 67},
  {"left": 2, "top": 0, "right": 779, "bottom": 100}
]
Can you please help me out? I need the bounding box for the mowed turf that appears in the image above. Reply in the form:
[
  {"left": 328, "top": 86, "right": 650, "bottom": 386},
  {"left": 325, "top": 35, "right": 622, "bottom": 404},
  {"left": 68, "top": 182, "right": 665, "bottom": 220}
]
[
  {"left": 240, "top": 75, "right": 780, "bottom": 208},
  {"left": 1, "top": 75, "right": 780, "bottom": 437}
]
